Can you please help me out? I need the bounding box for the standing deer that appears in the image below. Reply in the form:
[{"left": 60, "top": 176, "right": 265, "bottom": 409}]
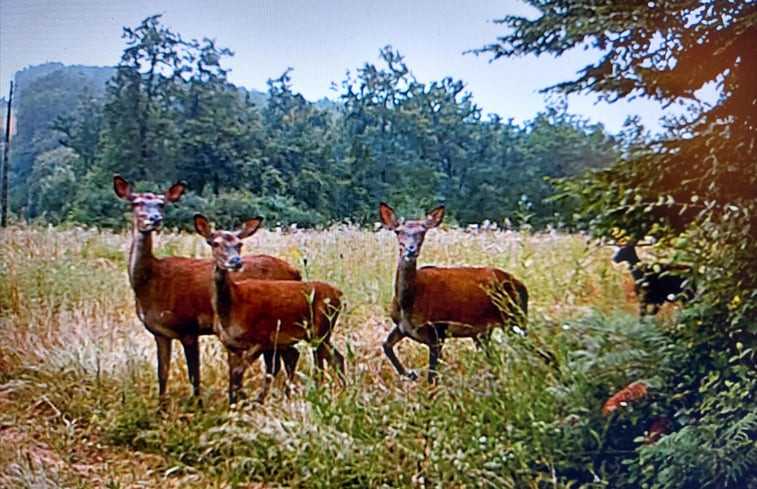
[
  {"left": 194, "top": 214, "right": 345, "bottom": 404},
  {"left": 379, "top": 202, "right": 528, "bottom": 382},
  {"left": 114, "top": 176, "right": 301, "bottom": 406}
]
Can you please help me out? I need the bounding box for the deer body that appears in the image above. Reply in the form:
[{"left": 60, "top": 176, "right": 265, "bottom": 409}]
[
  {"left": 613, "top": 244, "right": 691, "bottom": 316},
  {"left": 380, "top": 203, "right": 528, "bottom": 382},
  {"left": 195, "top": 214, "right": 345, "bottom": 404},
  {"left": 115, "top": 176, "right": 301, "bottom": 405},
  {"left": 391, "top": 266, "right": 526, "bottom": 342}
]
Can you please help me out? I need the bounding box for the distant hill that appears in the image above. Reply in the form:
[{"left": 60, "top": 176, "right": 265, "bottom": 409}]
[
  {"left": 14, "top": 62, "right": 114, "bottom": 98},
  {"left": 8, "top": 61, "right": 338, "bottom": 127},
  {"left": 4, "top": 62, "right": 341, "bottom": 207}
]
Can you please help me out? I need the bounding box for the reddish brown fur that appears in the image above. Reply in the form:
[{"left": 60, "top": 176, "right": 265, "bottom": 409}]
[
  {"left": 114, "top": 176, "right": 301, "bottom": 405},
  {"left": 390, "top": 266, "right": 525, "bottom": 334},
  {"left": 134, "top": 255, "right": 302, "bottom": 337},
  {"left": 194, "top": 214, "right": 344, "bottom": 404},
  {"left": 221, "top": 279, "right": 342, "bottom": 350},
  {"left": 379, "top": 202, "right": 528, "bottom": 382}
]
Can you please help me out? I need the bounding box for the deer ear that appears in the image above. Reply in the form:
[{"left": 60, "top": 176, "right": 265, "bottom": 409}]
[
  {"left": 113, "top": 175, "right": 131, "bottom": 200},
  {"left": 379, "top": 202, "right": 399, "bottom": 230},
  {"left": 194, "top": 214, "right": 211, "bottom": 239},
  {"left": 425, "top": 206, "right": 445, "bottom": 229},
  {"left": 165, "top": 181, "right": 186, "bottom": 203},
  {"left": 237, "top": 217, "right": 263, "bottom": 239}
]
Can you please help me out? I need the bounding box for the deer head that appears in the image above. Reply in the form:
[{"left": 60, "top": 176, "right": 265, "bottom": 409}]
[
  {"left": 194, "top": 214, "right": 263, "bottom": 271},
  {"left": 113, "top": 175, "right": 186, "bottom": 233},
  {"left": 379, "top": 202, "right": 445, "bottom": 263}
]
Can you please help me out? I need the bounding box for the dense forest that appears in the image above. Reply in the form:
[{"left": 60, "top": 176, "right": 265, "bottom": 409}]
[{"left": 2, "top": 15, "right": 622, "bottom": 230}]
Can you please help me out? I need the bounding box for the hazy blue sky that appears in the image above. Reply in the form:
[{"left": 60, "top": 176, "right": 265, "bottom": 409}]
[{"left": 0, "top": 0, "right": 671, "bottom": 133}]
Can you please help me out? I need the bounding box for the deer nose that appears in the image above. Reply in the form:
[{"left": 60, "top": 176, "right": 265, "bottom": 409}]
[
  {"left": 148, "top": 214, "right": 163, "bottom": 226},
  {"left": 228, "top": 256, "right": 244, "bottom": 270}
]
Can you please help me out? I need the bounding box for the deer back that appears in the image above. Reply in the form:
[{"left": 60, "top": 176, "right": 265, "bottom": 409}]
[
  {"left": 135, "top": 254, "right": 300, "bottom": 337},
  {"left": 392, "top": 266, "right": 526, "bottom": 337},
  {"left": 222, "top": 279, "right": 342, "bottom": 349}
]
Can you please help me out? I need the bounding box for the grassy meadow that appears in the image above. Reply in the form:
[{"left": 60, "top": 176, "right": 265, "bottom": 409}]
[{"left": 0, "top": 224, "right": 672, "bottom": 488}]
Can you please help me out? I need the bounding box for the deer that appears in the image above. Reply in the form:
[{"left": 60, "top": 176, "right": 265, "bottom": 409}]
[
  {"left": 113, "top": 176, "right": 302, "bottom": 406},
  {"left": 193, "top": 214, "right": 345, "bottom": 405},
  {"left": 379, "top": 202, "right": 529, "bottom": 383},
  {"left": 612, "top": 243, "right": 693, "bottom": 316}
]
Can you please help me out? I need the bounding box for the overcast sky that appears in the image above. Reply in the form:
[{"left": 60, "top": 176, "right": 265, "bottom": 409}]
[{"left": 0, "top": 0, "right": 671, "bottom": 133}]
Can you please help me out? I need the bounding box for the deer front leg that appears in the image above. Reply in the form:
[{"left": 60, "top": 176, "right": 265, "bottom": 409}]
[
  {"left": 227, "top": 348, "right": 246, "bottom": 405},
  {"left": 155, "top": 335, "right": 172, "bottom": 408},
  {"left": 180, "top": 334, "right": 201, "bottom": 397},
  {"left": 383, "top": 326, "right": 417, "bottom": 380}
]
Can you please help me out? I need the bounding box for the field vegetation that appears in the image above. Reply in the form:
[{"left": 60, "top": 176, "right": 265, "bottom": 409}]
[{"left": 0, "top": 223, "right": 671, "bottom": 488}]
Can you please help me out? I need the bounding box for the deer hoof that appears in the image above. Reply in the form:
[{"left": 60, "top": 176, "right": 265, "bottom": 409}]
[{"left": 404, "top": 370, "right": 420, "bottom": 381}]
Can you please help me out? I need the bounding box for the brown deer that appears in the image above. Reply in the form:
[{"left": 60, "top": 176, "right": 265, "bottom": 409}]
[
  {"left": 193, "top": 214, "right": 345, "bottom": 404},
  {"left": 379, "top": 202, "right": 528, "bottom": 382},
  {"left": 114, "top": 176, "right": 301, "bottom": 405}
]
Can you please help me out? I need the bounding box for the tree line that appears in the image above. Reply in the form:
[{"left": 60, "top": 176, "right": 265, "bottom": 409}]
[{"left": 5, "top": 15, "right": 620, "bottom": 231}]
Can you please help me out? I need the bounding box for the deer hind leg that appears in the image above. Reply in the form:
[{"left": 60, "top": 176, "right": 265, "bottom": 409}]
[
  {"left": 261, "top": 349, "right": 282, "bottom": 402},
  {"left": 426, "top": 326, "right": 446, "bottom": 384},
  {"left": 383, "top": 326, "right": 416, "bottom": 380},
  {"left": 280, "top": 347, "right": 300, "bottom": 398},
  {"left": 255, "top": 349, "right": 282, "bottom": 404},
  {"left": 315, "top": 339, "right": 345, "bottom": 385},
  {"left": 312, "top": 340, "right": 343, "bottom": 384},
  {"left": 154, "top": 335, "right": 172, "bottom": 408},
  {"left": 180, "top": 334, "right": 201, "bottom": 398}
]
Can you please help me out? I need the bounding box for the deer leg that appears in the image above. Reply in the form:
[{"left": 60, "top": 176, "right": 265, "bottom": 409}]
[
  {"left": 281, "top": 347, "right": 300, "bottom": 398},
  {"left": 427, "top": 339, "right": 443, "bottom": 384},
  {"left": 312, "top": 345, "right": 325, "bottom": 379},
  {"left": 227, "top": 348, "right": 246, "bottom": 405},
  {"left": 472, "top": 327, "right": 493, "bottom": 350},
  {"left": 328, "top": 342, "right": 346, "bottom": 383},
  {"left": 383, "top": 326, "right": 416, "bottom": 380},
  {"left": 154, "top": 335, "right": 172, "bottom": 407},
  {"left": 263, "top": 349, "right": 282, "bottom": 377},
  {"left": 180, "top": 334, "right": 201, "bottom": 397},
  {"left": 260, "top": 349, "right": 283, "bottom": 403},
  {"left": 315, "top": 340, "right": 345, "bottom": 385}
]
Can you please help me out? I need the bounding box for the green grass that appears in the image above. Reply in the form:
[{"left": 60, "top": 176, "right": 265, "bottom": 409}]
[{"left": 0, "top": 224, "right": 668, "bottom": 488}]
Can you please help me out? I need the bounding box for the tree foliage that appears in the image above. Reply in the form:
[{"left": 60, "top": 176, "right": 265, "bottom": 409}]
[
  {"left": 9, "top": 27, "right": 617, "bottom": 229},
  {"left": 478, "top": 1, "right": 756, "bottom": 487}
]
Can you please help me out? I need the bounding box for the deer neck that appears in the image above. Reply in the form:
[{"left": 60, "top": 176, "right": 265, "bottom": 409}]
[
  {"left": 395, "top": 257, "right": 418, "bottom": 311},
  {"left": 630, "top": 265, "right": 645, "bottom": 282},
  {"left": 212, "top": 266, "right": 233, "bottom": 325},
  {"left": 128, "top": 226, "right": 155, "bottom": 289},
  {"left": 624, "top": 254, "right": 644, "bottom": 280}
]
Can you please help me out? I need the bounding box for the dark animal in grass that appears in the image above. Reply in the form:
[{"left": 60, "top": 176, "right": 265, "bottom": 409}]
[{"left": 613, "top": 244, "right": 693, "bottom": 316}]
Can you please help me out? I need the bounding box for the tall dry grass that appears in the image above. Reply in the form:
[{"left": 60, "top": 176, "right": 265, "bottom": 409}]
[{"left": 0, "top": 224, "right": 642, "bottom": 488}]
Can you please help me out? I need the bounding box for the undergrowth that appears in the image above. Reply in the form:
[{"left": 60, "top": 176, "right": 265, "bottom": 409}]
[{"left": 2, "top": 225, "right": 722, "bottom": 488}]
